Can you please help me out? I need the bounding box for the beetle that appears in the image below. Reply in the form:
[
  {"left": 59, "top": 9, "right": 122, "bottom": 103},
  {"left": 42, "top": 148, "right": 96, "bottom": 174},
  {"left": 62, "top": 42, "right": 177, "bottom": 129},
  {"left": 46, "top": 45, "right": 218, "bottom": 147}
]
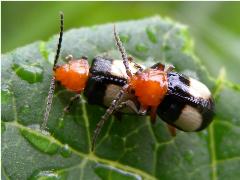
[
  {"left": 41, "top": 13, "right": 214, "bottom": 151},
  {"left": 89, "top": 27, "right": 214, "bottom": 150}
]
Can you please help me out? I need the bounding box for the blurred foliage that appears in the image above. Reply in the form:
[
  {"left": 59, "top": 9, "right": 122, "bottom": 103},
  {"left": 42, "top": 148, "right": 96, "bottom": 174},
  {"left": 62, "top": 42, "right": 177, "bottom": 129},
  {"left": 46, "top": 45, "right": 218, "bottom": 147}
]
[{"left": 2, "top": 2, "right": 240, "bottom": 83}]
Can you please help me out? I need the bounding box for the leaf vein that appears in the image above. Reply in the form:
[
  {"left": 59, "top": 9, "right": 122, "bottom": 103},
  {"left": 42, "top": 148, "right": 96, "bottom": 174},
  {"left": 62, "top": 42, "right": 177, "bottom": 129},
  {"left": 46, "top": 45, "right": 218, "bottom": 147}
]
[{"left": 6, "top": 121, "right": 157, "bottom": 180}]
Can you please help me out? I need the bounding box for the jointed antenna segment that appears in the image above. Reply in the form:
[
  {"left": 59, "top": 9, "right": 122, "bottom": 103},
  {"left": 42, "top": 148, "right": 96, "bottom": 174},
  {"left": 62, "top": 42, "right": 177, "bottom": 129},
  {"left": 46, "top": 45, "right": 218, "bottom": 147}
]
[
  {"left": 53, "top": 12, "right": 64, "bottom": 69},
  {"left": 41, "top": 77, "right": 55, "bottom": 130},
  {"left": 91, "top": 26, "right": 135, "bottom": 151},
  {"left": 113, "top": 25, "right": 132, "bottom": 78},
  {"left": 91, "top": 85, "right": 128, "bottom": 151},
  {"left": 41, "top": 12, "right": 64, "bottom": 130}
]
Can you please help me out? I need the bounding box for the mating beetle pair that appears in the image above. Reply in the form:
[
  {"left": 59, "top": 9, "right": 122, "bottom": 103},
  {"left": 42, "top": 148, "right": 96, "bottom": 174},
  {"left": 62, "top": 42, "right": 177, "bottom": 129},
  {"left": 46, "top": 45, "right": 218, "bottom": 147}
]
[{"left": 41, "top": 13, "right": 214, "bottom": 151}]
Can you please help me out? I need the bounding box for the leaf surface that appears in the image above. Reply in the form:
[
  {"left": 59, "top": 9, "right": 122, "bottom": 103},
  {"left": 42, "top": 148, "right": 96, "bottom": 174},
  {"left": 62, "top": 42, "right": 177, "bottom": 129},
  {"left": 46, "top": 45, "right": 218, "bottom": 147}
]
[{"left": 2, "top": 16, "right": 240, "bottom": 180}]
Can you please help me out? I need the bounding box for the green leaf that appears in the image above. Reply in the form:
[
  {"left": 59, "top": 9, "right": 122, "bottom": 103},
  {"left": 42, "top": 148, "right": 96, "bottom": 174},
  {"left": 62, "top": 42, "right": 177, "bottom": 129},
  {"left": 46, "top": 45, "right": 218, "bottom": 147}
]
[{"left": 2, "top": 16, "right": 240, "bottom": 180}]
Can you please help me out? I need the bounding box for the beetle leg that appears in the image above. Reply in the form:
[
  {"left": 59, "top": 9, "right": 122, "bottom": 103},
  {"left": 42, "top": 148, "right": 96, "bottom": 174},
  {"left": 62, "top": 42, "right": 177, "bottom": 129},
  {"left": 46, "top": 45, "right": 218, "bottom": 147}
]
[
  {"left": 113, "top": 100, "right": 137, "bottom": 122},
  {"left": 127, "top": 56, "right": 144, "bottom": 72},
  {"left": 138, "top": 105, "right": 148, "bottom": 116},
  {"left": 165, "top": 65, "right": 175, "bottom": 73},
  {"left": 64, "top": 94, "right": 81, "bottom": 113},
  {"left": 151, "top": 63, "right": 165, "bottom": 71},
  {"left": 81, "top": 56, "right": 88, "bottom": 60},
  {"left": 150, "top": 106, "right": 157, "bottom": 124},
  {"left": 113, "top": 100, "right": 144, "bottom": 121},
  {"left": 167, "top": 124, "right": 176, "bottom": 137},
  {"left": 114, "top": 100, "right": 139, "bottom": 114}
]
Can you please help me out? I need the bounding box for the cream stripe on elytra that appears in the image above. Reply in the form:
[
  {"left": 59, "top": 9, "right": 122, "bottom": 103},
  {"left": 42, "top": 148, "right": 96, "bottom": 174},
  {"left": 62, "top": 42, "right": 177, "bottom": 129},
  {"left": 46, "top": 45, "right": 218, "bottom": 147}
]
[
  {"left": 174, "top": 105, "right": 203, "bottom": 131},
  {"left": 188, "top": 78, "right": 211, "bottom": 99},
  {"left": 111, "top": 60, "right": 144, "bottom": 78}
]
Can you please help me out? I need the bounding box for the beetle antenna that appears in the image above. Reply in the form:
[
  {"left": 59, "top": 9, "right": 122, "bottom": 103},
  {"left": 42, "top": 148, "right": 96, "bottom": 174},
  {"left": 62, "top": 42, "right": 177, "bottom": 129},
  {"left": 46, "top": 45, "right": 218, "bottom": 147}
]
[
  {"left": 41, "top": 12, "right": 64, "bottom": 130},
  {"left": 91, "top": 26, "right": 134, "bottom": 150},
  {"left": 113, "top": 25, "right": 132, "bottom": 78},
  {"left": 91, "top": 85, "right": 129, "bottom": 151},
  {"left": 53, "top": 12, "right": 64, "bottom": 69}
]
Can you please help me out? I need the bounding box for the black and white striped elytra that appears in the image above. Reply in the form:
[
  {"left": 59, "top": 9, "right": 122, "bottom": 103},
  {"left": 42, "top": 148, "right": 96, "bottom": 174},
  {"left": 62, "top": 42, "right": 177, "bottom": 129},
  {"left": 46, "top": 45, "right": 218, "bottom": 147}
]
[
  {"left": 84, "top": 56, "right": 214, "bottom": 132},
  {"left": 157, "top": 72, "right": 214, "bottom": 131},
  {"left": 84, "top": 56, "right": 141, "bottom": 113}
]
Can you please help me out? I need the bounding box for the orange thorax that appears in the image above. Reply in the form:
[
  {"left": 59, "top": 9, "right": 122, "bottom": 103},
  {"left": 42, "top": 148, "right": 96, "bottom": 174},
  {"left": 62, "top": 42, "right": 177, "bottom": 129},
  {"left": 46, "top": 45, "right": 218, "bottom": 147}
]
[
  {"left": 129, "top": 69, "right": 168, "bottom": 108},
  {"left": 54, "top": 60, "right": 89, "bottom": 93}
]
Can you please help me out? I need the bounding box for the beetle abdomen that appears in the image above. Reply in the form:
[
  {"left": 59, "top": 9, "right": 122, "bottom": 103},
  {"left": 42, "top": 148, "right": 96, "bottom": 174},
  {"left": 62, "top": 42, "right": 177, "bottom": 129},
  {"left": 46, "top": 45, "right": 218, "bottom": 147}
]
[{"left": 157, "top": 72, "right": 214, "bottom": 131}]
